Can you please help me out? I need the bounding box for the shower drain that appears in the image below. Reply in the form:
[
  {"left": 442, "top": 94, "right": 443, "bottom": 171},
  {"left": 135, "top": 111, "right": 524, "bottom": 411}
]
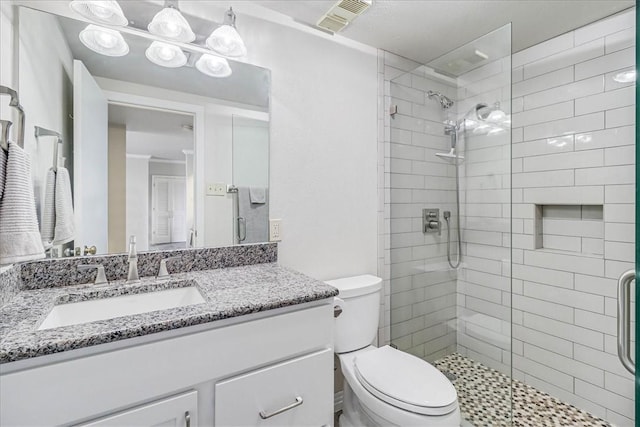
[{"left": 441, "top": 370, "right": 457, "bottom": 382}]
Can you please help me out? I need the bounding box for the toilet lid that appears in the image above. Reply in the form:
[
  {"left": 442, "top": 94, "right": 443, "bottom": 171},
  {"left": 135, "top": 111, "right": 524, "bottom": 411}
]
[{"left": 353, "top": 346, "right": 458, "bottom": 416}]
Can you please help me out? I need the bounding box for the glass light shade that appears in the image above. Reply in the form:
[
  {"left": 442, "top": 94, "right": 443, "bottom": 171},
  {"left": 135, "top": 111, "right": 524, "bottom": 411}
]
[
  {"left": 148, "top": 7, "right": 195, "bottom": 43},
  {"left": 70, "top": 1, "right": 128, "bottom": 26},
  {"left": 196, "top": 54, "right": 232, "bottom": 78},
  {"left": 145, "top": 41, "right": 187, "bottom": 68},
  {"left": 79, "top": 25, "right": 129, "bottom": 57},
  {"left": 206, "top": 25, "right": 247, "bottom": 57}
]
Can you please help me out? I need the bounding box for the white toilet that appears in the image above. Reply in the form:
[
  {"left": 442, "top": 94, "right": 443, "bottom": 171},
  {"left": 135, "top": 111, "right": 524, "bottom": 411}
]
[{"left": 327, "top": 275, "right": 461, "bottom": 427}]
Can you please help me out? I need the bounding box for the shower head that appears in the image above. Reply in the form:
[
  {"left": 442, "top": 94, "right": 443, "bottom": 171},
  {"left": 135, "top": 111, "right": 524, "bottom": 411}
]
[{"left": 427, "top": 91, "right": 454, "bottom": 109}]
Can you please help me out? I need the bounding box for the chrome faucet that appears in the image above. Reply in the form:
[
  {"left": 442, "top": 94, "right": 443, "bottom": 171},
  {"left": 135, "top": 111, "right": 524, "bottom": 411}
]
[
  {"left": 157, "top": 256, "right": 181, "bottom": 279},
  {"left": 127, "top": 235, "right": 139, "bottom": 283},
  {"left": 78, "top": 264, "right": 108, "bottom": 285}
]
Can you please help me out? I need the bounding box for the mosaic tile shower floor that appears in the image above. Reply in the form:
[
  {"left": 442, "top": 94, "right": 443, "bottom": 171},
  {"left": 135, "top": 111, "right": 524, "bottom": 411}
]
[{"left": 433, "top": 353, "right": 611, "bottom": 427}]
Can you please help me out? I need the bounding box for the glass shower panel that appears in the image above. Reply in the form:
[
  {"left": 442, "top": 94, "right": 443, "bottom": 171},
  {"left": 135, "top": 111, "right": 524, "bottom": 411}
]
[{"left": 389, "top": 24, "right": 512, "bottom": 426}]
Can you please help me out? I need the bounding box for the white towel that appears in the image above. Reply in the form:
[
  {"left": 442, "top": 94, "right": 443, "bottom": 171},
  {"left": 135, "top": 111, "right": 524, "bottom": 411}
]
[
  {"left": 0, "top": 142, "right": 45, "bottom": 264},
  {"left": 249, "top": 186, "right": 266, "bottom": 204},
  {"left": 40, "top": 168, "right": 56, "bottom": 246},
  {"left": 52, "top": 166, "right": 74, "bottom": 245},
  {"left": 0, "top": 146, "right": 6, "bottom": 200}
]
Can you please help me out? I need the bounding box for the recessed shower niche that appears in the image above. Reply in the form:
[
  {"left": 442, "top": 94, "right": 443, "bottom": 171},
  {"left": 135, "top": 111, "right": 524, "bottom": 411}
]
[{"left": 534, "top": 205, "right": 604, "bottom": 256}]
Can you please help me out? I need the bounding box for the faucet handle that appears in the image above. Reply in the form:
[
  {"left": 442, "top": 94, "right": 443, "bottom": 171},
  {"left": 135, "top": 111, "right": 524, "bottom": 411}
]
[
  {"left": 157, "top": 256, "right": 181, "bottom": 278},
  {"left": 78, "top": 264, "right": 108, "bottom": 285}
]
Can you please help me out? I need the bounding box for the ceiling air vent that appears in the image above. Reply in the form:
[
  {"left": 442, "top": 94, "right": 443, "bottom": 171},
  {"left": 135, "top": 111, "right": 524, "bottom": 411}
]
[{"left": 316, "top": 0, "right": 372, "bottom": 34}]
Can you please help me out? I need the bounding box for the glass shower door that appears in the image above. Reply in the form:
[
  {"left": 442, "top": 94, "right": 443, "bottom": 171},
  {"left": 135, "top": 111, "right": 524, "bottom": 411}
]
[{"left": 387, "top": 24, "right": 512, "bottom": 426}]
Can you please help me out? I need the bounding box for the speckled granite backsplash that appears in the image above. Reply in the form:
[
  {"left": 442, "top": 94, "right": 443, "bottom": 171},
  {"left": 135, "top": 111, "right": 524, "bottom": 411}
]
[
  {"left": 1, "top": 243, "right": 276, "bottom": 297},
  {"left": 0, "top": 268, "right": 20, "bottom": 307}
]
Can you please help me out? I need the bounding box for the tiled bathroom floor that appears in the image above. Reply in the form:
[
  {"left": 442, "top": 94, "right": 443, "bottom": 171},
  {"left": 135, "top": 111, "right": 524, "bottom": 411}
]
[{"left": 433, "top": 353, "right": 611, "bottom": 427}]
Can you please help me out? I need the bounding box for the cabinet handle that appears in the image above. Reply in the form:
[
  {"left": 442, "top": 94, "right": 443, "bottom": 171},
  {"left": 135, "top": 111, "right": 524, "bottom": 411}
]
[
  {"left": 185, "top": 411, "right": 191, "bottom": 427},
  {"left": 259, "top": 396, "right": 303, "bottom": 419}
]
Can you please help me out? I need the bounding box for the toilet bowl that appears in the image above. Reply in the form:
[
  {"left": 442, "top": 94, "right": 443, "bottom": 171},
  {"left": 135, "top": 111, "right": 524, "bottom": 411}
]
[{"left": 327, "top": 275, "right": 460, "bottom": 427}]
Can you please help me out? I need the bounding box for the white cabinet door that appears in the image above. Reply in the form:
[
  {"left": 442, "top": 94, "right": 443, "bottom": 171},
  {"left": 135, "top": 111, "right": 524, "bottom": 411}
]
[
  {"left": 77, "top": 391, "right": 197, "bottom": 427},
  {"left": 215, "top": 349, "right": 333, "bottom": 427}
]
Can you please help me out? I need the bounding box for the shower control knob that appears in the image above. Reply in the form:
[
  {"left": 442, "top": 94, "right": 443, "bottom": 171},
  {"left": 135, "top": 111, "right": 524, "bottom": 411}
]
[{"left": 427, "top": 220, "right": 440, "bottom": 230}]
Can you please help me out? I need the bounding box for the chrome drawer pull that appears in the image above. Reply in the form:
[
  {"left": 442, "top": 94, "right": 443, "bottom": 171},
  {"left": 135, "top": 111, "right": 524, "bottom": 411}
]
[{"left": 259, "top": 396, "right": 303, "bottom": 419}]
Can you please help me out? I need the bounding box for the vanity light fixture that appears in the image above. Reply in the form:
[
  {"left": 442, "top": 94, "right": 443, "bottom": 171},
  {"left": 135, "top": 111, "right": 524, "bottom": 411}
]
[
  {"left": 195, "top": 54, "right": 232, "bottom": 78},
  {"left": 79, "top": 24, "right": 129, "bottom": 57},
  {"left": 148, "top": 5, "right": 195, "bottom": 43},
  {"left": 206, "top": 7, "right": 247, "bottom": 58},
  {"left": 145, "top": 41, "right": 187, "bottom": 68},
  {"left": 69, "top": 0, "right": 128, "bottom": 26}
]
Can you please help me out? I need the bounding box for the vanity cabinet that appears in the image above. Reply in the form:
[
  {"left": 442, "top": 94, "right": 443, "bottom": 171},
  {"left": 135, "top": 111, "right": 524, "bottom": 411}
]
[
  {"left": 0, "top": 302, "right": 334, "bottom": 426},
  {"left": 78, "top": 391, "right": 198, "bottom": 427}
]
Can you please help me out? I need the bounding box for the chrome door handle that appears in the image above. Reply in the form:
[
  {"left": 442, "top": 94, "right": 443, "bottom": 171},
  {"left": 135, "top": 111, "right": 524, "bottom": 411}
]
[
  {"left": 185, "top": 411, "right": 191, "bottom": 427},
  {"left": 616, "top": 269, "right": 635, "bottom": 374},
  {"left": 259, "top": 396, "right": 303, "bottom": 419}
]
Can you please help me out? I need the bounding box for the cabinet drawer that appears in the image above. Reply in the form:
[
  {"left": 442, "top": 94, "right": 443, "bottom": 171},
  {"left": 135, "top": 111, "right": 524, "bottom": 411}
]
[
  {"left": 215, "top": 349, "right": 333, "bottom": 426},
  {"left": 77, "top": 390, "right": 197, "bottom": 427}
]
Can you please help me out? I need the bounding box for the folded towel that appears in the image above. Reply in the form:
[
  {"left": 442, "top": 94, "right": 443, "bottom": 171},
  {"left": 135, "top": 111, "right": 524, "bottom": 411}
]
[
  {"left": 53, "top": 166, "right": 74, "bottom": 245},
  {"left": 40, "top": 168, "right": 56, "bottom": 246},
  {"left": 0, "top": 142, "right": 45, "bottom": 264},
  {"left": 238, "top": 186, "right": 268, "bottom": 244},
  {"left": 249, "top": 186, "right": 266, "bottom": 204},
  {"left": 0, "top": 146, "right": 6, "bottom": 200}
]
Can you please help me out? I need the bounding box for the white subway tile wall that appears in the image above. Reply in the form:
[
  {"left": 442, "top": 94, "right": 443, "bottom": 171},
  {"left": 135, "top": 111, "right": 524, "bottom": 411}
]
[{"left": 511, "top": 9, "right": 636, "bottom": 424}]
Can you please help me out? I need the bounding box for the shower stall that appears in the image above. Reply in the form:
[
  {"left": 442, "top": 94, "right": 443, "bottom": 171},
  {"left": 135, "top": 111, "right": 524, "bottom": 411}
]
[{"left": 386, "top": 9, "right": 636, "bottom": 426}]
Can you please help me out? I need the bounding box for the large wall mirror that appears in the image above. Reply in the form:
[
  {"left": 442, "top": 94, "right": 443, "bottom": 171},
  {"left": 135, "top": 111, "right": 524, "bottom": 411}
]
[{"left": 14, "top": 2, "right": 271, "bottom": 256}]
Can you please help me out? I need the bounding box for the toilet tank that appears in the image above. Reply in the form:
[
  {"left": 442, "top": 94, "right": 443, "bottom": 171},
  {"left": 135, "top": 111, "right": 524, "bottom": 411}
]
[{"left": 325, "top": 275, "right": 382, "bottom": 353}]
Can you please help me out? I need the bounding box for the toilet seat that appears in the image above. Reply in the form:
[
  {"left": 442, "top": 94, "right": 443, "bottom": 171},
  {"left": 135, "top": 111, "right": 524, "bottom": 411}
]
[{"left": 353, "top": 346, "right": 458, "bottom": 416}]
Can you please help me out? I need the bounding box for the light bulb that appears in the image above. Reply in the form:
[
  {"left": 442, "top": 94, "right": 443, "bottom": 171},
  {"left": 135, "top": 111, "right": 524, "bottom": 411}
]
[
  {"left": 145, "top": 41, "right": 187, "bottom": 68},
  {"left": 96, "top": 32, "right": 117, "bottom": 49},
  {"left": 79, "top": 24, "right": 129, "bottom": 57},
  {"left": 196, "top": 54, "right": 232, "bottom": 78},
  {"left": 206, "top": 25, "right": 247, "bottom": 57},
  {"left": 148, "top": 7, "right": 195, "bottom": 43}
]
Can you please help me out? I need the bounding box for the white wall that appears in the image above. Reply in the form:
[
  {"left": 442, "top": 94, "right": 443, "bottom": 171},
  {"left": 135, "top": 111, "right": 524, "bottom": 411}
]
[
  {"left": 0, "top": 3, "right": 16, "bottom": 113},
  {"left": 239, "top": 11, "right": 379, "bottom": 280},
  {"left": 18, "top": 7, "right": 74, "bottom": 228},
  {"left": 126, "top": 155, "right": 150, "bottom": 251}
]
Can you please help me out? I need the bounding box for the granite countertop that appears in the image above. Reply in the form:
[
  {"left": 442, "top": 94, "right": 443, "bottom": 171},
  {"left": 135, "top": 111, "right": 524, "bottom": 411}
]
[{"left": 0, "top": 263, "right": 338, "bottom": 364}]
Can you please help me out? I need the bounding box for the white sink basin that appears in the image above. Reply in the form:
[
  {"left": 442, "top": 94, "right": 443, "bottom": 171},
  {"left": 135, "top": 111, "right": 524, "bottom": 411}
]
[{"left": 38, "top": 287, "right": 206, "bottom": 330}]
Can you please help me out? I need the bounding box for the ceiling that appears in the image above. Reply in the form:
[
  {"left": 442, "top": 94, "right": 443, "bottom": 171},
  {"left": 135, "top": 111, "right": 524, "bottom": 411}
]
[
  {"left": 257, "top": 0, "right": 634, "bottom": 65},
  {"left": 109, "top": 104, "right": 193, "bottom": 160}
]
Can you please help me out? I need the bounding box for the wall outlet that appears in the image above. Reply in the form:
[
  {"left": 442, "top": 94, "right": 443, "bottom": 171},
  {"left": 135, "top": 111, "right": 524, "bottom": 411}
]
[
  {"left": 269, "top": 219, "right": 282, "bottom": 242},
  {"left": 206, "top": 182, "right": 226, "bottom": 196}
]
